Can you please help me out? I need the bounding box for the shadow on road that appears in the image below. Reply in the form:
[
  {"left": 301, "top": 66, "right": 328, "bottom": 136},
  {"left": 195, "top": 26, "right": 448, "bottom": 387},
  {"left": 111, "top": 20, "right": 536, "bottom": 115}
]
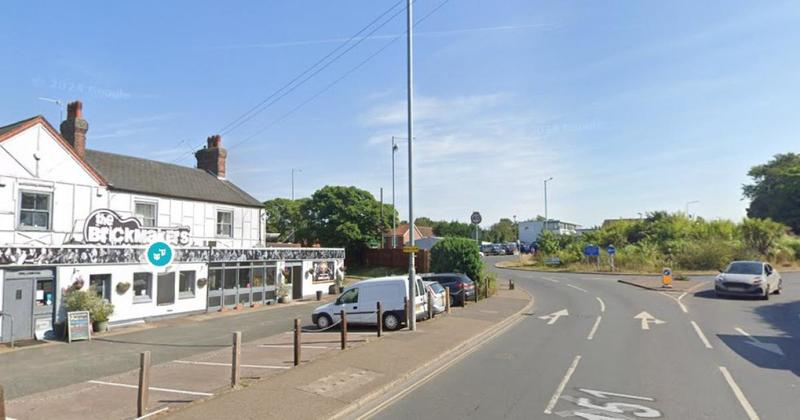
[
  {"left": 693, "top": 289, "right": 763, "bottom": 300},
  {"left": 92, "top": 337, "right": 229, "bottom": 348}
]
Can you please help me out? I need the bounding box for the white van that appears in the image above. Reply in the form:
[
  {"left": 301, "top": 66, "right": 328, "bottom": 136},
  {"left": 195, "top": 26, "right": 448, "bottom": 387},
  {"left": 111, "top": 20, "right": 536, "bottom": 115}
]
[{"left": 311, "top": 275, "right": 427, "bottom": 331}]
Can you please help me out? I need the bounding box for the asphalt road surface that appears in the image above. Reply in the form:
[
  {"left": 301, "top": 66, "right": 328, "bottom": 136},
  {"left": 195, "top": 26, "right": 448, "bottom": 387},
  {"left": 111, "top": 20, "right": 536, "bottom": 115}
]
[{"left": 373, "top": 256, "right": 799, "bottom": 420}]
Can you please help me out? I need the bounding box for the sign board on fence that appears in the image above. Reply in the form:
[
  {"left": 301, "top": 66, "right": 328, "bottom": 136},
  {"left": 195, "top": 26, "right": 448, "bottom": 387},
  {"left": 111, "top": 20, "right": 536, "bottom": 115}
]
[
  {"left": 67, "top": 311, "right": 91, "bottom": 343},
  {"left": 583, "top": 245, "right": 600, "bottom": 257},
  {"left": 402, "top": 246, "right": 419, "bottom": 254}
]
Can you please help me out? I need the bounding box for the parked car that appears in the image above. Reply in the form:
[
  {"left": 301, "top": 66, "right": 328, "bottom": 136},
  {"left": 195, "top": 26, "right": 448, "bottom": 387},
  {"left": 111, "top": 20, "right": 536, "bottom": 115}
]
[
  {"left": 715, "top": 261, "right": 782, "bottom": 299},
  {"left": 312, "top": 275, "right": 427, "bottom": 331},
  {"left": 423, "top": 280, "right": 446, "bottom": 315},
  {"left": 421, "top": 273, "right": 475, "bottom": 306}
]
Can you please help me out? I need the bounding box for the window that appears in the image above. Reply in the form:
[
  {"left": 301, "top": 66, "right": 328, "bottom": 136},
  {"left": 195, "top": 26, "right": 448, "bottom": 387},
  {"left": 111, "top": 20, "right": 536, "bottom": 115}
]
[
  {"left": 90, "top": 274, "right": 112, "bottom": 301},
  {"left": 133, "top": 272, "right": 153, "bottom": 303},
  {"left": 134, "top": 201, "right": 157, "bottom": 227},
  {"left": 179, "top": 271, "right": 195, "bottom": 298},
  {"left": 217, "top": 210, "right": 233, "bottom": 237},
  {"left": 35, "top": 279, "right": 54, "bottom": 306},
  {"left": 339, "top": 288, "right": 358, "bottom": 304},
  {"left": 19, "top": 191, "right": 51, "bottom": 230}
]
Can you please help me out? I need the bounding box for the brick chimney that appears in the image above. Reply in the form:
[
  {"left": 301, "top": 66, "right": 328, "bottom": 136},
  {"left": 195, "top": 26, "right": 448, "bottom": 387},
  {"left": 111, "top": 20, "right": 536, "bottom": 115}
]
[
  {"left": 195, "top": 134, "right": 227, "bottom": 178},
  {"left": 59, "top": 101, "right": 88, "bottom": 158}
]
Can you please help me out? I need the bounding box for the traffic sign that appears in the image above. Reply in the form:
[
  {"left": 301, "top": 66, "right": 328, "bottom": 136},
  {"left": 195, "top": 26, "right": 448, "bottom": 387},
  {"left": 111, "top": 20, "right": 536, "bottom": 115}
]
[
  {"left": 147, "top": 241, "right": 174, "bottom": 268},
  {"left": 662, "top": 267, "right": 673, "bottom": 287},
  {"left": 583, "top": 245, "right": 600, "bottom": 257},
  {"left": 402, "top": 246, "right": 419, "bottom": 253},
  {"left": 607, "top": 245, "right": 616, "bottom": 255},
  {"left": 470, "top": 211, "right": 482, "bottom": 225}
]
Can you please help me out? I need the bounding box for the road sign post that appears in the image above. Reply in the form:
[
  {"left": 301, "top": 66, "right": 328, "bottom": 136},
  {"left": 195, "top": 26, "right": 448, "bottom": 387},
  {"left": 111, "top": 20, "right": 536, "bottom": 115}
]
[
  {"left": 470, "top": 211, "right": 482, "bottom": 246},
  {"left": 662, "top": 268, "right": 673, "bottom": 288},
  {"left": 607, "top": 245, "right": 616, "bottom": 272}
]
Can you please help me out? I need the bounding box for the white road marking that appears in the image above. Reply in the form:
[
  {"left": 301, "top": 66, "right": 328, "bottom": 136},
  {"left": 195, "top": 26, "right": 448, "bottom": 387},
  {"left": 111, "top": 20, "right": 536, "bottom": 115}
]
[
  {"left": 578, "top": 388, "right": 655, "bottom": 401},
  {"left": 735, "top": 327, "right": 784, "bottom": 356},
  {"left": 87, "top": 380, "right": 214, "bottom": 396},
  {"left": 538, "top": 309, "right": 569, "bottom": 325},
  {"left": 719, "top": 366, "right": 760, "bottom": 420},
  {"left": 259, "top": 344, "right": 330, "bottom": 349},
  {"left": 633, "top": 311, "right": 666, "bottom": 330},
  {"left": 595, "top": 296, "right": 605, "bottom": 312},
  {"left": 567, "top": 284, "right": 588, "bottom": 293},
  {"left": 173, "top": 360, "right": 290, "bottom": 369},
  {"left": 587, "top": 316, "right": 602, "bottom": 340},
  {"left": 690, "top": 320, "right": 713, "bottom": 349},
  {"left": 542, "top": 277, "right": 560, "bottom": 283},
  {"left": 135, "top": 406, "right": 170, "bottom": 419},
  {"left": 544, "top": 355, "right": 582, "bottom": 415}
]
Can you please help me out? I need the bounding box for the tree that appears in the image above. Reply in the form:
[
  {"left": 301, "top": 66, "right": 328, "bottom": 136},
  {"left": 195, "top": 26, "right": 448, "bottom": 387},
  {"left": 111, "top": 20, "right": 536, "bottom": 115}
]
[
  {"left": 415, "top": 217, "right": 435, "bottom": 227},
  {"left": 263, "top": 198, "right": 307, "bottom": 241},
  {"left": 740, "top": 218, "right": 786, "bottom": 256},
  {"left": 485, "top": 218, "right": 517, "bottom": 243},
  {"left": 297, "top": 186, "right": 396, "bottom": 258},
  {"left": 535, "top": 230, "right": 559, "bottom": 255},
  {"left": 433, "top": 220, "right": 475, "bottom": 238},
  {"left": 430, "top": 237, "right": 484, "bottom": 282},
  {"left": 743, "top": 153, "right": 800, "bottom": 232}
]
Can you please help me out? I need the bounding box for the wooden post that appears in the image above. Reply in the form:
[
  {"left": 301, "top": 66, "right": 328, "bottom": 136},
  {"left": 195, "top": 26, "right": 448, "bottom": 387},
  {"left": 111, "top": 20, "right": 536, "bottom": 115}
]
[
  {"left": 293, "top": 318, "right": 301, "bottom": 366},
  {"left": 403, "top": 296, "right": 409, "bottom": 327},
  {"left": 474, "top": 284, "right": 479, "bottom": 303},
  {"left": 376, "top": 301, "right": 383, "bottom": 337},
  {"left": 427, "top": 290, "right": 434, "bottom": 319},
  {"left": 509, "top": 279, "right": 515, "bottom": 290},
  {"left": 0, "top": 384, "right": 6, "bottom": 420},
  {"left": 445, "top": 287, "right": 451, "bottom": 313},
  {"left": 231, "top": 331, "right": 242, "bottom": 388},
  {"left": 340, "top": 310, "right": 347, "bottom": 350},
  {"left": 137, "top": 351, "right": 151, "bottom": 418}
]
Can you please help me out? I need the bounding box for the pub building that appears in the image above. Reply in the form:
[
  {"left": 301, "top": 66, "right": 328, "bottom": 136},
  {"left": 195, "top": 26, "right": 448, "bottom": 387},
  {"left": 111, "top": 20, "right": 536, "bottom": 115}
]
[{"left": 0, "top": 101, "right": 344, "bottom": 343}]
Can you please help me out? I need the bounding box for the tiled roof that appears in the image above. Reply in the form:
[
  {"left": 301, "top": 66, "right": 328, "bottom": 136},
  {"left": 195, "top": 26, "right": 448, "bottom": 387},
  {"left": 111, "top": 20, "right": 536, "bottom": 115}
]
[{"left": 84, "top": 149, "right": 263, "bottom": 208}]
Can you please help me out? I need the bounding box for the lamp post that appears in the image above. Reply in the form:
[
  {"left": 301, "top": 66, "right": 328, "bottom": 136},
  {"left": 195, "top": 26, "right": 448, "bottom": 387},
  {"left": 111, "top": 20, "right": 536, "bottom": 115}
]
[
  {"left": 544, "top": 177, "right": 554, "bottom": 229},
  {"left": 685, "top": 200, "right": 699, "bottom": 218},
  {"left": 405, "top": 0, "right": 417, "bottom": 331},
  {"left": 291, "top": 168, "right": 302, "bottom": 200}
]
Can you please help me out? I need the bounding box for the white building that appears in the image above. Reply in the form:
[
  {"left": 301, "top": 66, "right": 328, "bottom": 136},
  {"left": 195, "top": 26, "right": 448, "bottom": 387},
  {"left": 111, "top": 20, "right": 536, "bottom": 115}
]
[
  {"left": 518, "top": 220, "right": 581, "bottom": 244},
  {"left": 0, "top": 101, "right": 344, "bottom": 343}
]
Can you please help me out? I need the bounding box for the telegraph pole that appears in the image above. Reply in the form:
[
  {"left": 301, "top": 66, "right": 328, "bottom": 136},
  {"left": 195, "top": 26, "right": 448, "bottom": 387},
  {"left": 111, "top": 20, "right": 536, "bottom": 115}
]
[{"left": 406, "top": 0, "right": 417, "bottom": 331}]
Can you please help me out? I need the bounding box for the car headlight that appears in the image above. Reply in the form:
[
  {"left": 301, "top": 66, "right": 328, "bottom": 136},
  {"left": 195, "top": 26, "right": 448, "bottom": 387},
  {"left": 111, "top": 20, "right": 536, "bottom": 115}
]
[
  {"left": 753, "top": 277, "right": 762, "bottom": 284},
  {"left": 715, "top": 276, "right": 724, "bottom": 283}
]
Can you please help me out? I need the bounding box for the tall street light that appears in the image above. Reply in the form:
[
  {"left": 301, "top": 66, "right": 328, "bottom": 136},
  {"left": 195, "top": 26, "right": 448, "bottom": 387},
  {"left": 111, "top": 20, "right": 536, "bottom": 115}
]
[
  {"left": 291, "top": 168, "right": 302, "bottom": 200},
  {"left": 405, "top": 0, "right": 417, "bottom": 331},
  {"left": 544, "top": 177, "right": 554, "bottom": 229},
  {"left": 685, "top": 200, "right": 700, "bottom": 218}
]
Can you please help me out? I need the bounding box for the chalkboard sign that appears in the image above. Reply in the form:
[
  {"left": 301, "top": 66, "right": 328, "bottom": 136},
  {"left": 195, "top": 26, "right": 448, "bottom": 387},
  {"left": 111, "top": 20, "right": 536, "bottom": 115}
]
[{"left": 67, "top": 311, "right": 91, "bottom": 343}]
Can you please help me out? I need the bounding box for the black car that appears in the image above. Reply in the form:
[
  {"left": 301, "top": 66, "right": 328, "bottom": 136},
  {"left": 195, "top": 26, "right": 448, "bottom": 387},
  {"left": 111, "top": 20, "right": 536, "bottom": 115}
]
[{"left": 420, "top": 273, "right": 475, "bottom": 306}]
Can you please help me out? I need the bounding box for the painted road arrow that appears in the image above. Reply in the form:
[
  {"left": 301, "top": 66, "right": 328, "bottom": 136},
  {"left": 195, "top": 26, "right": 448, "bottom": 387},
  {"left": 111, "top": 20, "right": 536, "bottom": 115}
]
[
  {"left": 634, "top": 311, "right": 666, "bottom": 330},
  {"left": 539, "top": 309, "right": 569, "bottom": 325},
  {"left": 736, "top": 327, "right": 784, "bottom": 357}
]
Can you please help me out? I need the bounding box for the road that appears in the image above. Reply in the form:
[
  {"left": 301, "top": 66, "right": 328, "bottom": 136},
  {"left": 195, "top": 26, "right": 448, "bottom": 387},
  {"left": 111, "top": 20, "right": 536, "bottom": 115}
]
[{"left": 373, "top": 257, "right": 800, "bottom": 420}]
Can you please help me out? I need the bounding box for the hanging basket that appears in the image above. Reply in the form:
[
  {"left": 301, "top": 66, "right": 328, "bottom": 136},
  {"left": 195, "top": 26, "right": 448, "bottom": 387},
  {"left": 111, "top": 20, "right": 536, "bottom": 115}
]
[
  {"left": 197, "top": 278, "right": 208, "bottom": 289},
  {"left": 116, "top": 282, "right": 131, "bottom": 295}
]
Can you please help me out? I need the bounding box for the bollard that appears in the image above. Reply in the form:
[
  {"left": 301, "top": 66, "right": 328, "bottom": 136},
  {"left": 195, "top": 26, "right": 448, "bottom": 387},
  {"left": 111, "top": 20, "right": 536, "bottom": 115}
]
[
  {"left": 403, "top": 296, "right": 409, "bottom": 326},
  {"left": 376, "top": 301, "right": 383, "bottom": 337},
  {"left": 137, "top": 351, "right": 151, "bottom": 417},
  {"left": 463, "top": 289, "right": 467, "bottom": 307},
  {"left": 294, "top": 318, "right": 301, "bottom": 366},
  {"left": 316, "top": 290, "right": 323, "bottom": 301},
  {"left": 1, "top": 384, "right": 6, "bottom": 420},
  {"left": 427, "top": 290, "right": 434, "bottom": 319},
  {"left": 509, "top": 279, "right": 515, "bottom": 290},
  {"left": 485, "top": 280, "right": 489, "bottom": 299},
  {"left": 231, "top": 331, "right": 242, "bottom": 388},
  {"left": 474, "top": 284, "right": 479, "bottom": 303},
  {"left": 445, "top": 287, "right": 451, "bottom": 313},
  {"left": 340, "top": 310, "right": 347, "bottom": 350}
]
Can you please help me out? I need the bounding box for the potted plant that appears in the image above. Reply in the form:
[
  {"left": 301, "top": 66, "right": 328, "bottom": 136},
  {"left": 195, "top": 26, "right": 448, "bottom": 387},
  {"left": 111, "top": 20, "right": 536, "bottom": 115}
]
[
  {"left": 63, "top": 289, "right": 115, "bottom": 333},
  {"left": 277, "top": 283, "right": 293, "bottom": 304},
  {"left": 91, "top": 300, "right": 115, "bottom": 332}
]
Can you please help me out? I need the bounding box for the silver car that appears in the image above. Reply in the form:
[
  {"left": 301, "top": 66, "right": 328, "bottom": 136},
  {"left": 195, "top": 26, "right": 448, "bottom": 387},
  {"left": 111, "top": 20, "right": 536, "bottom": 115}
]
[
  {"left": 423, "top": 280, "right": 446, "bottom": 315},
  {"left": 715, "top": 261, "right": 782, "bottom": 300}
]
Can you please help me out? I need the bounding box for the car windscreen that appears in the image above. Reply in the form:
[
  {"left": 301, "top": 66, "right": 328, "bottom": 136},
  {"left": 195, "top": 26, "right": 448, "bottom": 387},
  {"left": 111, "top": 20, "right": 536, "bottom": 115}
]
[{"left": 725, "top": 262, "right": 763, "bottom": 275}]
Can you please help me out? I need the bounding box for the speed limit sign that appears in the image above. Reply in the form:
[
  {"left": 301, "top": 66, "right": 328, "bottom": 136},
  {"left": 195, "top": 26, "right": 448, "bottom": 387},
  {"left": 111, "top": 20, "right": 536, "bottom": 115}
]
[{"left": 470, "top": 211, "right": 482, "bottom": 225}]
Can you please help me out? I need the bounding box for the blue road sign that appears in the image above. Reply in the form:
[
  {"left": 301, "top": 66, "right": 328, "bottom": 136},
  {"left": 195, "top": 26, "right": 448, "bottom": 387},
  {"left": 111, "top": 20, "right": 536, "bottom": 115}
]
[
  {"left": 147, "top": 241, "right": 174, "bottom": 267},
  {"left": 583, "top": 245, "right": 600, "bottom": 257},
  {"left": 607, "top": 245, "right": 616, "bottom": 255}
]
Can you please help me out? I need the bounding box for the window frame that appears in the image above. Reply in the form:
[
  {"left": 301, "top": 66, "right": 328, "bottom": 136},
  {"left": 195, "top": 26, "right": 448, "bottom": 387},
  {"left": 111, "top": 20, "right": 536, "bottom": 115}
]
[
  {"left": 18, "top": 190, "right": 53, "bottom": 231},
  {"left": 134, "top": 200, "right": 158, "bottom": 227},
  {"left": 179, "top": 270, "right": 196, "bottom": 299},
  {"left": 89, "top": 274, "right": 112, "bottom": 301},
  {"left": 216, "top": 209, "right": 233, "bottom": 238},
  {"left": 133, "top": 272, "right": 153, "bottom": 303}
]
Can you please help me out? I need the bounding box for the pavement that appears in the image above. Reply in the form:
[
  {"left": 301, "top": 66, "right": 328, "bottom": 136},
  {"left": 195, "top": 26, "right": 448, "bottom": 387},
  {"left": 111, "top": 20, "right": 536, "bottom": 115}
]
[{"left": 374, "top": 256, "right": 800, "bottom": 420}]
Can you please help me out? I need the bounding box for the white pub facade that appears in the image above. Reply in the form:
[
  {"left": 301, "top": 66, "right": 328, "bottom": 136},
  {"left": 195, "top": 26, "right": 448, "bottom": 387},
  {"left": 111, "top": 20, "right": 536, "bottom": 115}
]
[{"left": 0, "top": 101, "right": 344, "bottom": 343}]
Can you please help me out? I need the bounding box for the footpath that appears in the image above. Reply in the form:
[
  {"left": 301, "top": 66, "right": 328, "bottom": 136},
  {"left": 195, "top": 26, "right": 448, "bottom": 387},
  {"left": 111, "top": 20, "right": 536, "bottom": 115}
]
[{"left": 164, "top": 287, "right": 532, "bottom": 420}]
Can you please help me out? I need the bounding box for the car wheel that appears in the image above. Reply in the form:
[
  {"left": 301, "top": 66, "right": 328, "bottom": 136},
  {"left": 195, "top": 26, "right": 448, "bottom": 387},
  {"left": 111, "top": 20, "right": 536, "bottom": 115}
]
[
  {"left": 775, "top": 280, "right": 782, "bottom": 295},
  {"left": 383, "top": 313, "right": 401, "bottom": 331},
  {"left": 762, "top": 286, "right": 770, "bottom": 300},
  {"left": 316, "top": 314, "right": 332, "bottom": 329}
]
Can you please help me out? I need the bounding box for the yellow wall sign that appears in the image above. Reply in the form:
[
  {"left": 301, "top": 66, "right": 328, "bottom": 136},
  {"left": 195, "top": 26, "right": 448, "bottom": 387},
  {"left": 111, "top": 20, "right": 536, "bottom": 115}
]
[
  {"left": 662, "top": 268, "right": 673, "bottom": 287},
  {"left": 403, "top": 246, "right": 419, "bottom": 253}
]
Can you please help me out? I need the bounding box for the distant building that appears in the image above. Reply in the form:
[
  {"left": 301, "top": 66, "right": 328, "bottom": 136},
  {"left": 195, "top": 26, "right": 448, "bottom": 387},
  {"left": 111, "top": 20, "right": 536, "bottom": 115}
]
[
  {"left": 518, "top": 220, "right": 580, "bottom": 244},
  {"left": 383, "top": 223, "right": 434, "bottom": 249}
]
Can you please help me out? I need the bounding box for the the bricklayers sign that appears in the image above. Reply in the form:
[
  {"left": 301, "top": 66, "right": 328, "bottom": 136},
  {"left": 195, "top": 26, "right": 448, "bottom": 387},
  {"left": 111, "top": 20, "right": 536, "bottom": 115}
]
[{"left": 83, "top": 209, "right": 190, "bottom": 246}]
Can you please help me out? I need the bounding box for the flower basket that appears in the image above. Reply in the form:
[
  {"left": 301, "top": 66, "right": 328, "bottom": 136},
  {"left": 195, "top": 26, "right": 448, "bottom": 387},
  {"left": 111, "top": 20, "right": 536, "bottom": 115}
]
[
  {"left": 197, "top": 278, "right": 208, "bottom": 289},
  {"left": 116, "top": 282, "right": 131, "bottom": 295}
]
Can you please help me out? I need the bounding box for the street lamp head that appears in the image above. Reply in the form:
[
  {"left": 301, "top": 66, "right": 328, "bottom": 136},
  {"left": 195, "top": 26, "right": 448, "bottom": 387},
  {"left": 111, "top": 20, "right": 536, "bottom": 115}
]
[
  {"left": 545, "top": 177, "right": 554, "bottom": 182},
  {"left": 393, "top": 144, "right": 399, "bottom": 152}
]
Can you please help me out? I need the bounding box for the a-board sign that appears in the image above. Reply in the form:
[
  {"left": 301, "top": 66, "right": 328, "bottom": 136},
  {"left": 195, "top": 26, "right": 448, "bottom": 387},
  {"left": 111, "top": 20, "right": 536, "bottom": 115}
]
[{"left": 67, "top": 310, "right": 92, "bottom": 343}]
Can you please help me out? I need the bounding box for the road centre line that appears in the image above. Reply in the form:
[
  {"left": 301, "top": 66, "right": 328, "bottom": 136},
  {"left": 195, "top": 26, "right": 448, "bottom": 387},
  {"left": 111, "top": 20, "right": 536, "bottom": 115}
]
[
  {"left": 544, "top": 355, "right": 582, "bottom": 415},
  {"left": 567, "top": 284, "right": 588, "bottom": 293},
  {"left": 690, "top": 320, "right": 713, "bottom": 349},
  {"left": 595, "top": 296, "right": 605, "bottom": 312},
  {"left": 542, "top": 277, "right": 560, "bottom": 283},
  {"left": 87, "top": 380, "right": 214, "bottom": 397},
  {"left": 173, "top": 360, "right": 290, "bottom": 369},
  {"left": 587, "top": 316, "right": 602, "bottom": 340},
  {"left": 719, "top": 366, "right": 760, "bottom": 420},
  {"left": 658, "top": 291, "right": 688, "bottom": 313}
]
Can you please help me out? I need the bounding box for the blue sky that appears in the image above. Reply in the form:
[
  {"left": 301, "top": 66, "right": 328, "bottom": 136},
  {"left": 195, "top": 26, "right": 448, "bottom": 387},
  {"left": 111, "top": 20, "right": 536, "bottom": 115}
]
[{"left": 2, "top": 1, "right": 799, "bottom": 227}]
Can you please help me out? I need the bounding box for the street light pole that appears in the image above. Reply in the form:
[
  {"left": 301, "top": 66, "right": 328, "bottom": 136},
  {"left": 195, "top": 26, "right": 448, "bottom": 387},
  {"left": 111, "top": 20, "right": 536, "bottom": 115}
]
[
  {"left": 291, "top": 168, "right": 302, "bottom": 200},
  {"left": 406, "top": 0, "right": 417, "bottom": 331},
  {"left": 392, "top": 137, "right": 398, "bottom": 249},
  {"left": 544, "top": 177, "right": 554, "bottom": 229},
  {"left": 685, "top": 200, "right": 699, "bottom": 218}
]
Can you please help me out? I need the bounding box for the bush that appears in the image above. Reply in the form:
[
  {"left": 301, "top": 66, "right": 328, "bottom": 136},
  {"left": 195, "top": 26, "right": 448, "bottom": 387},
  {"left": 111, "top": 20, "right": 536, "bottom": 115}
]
[
  {"left": 673, "top": 240, "right": 739, "bottom": 271},
  {"left": 741, "top": 218, "right": 786, "bottom": 256},
  {"left": 430, "top": 237, "right": 484, "bottom": 282},
  {"left": 63, "top": 289, "right": 114, "bottom": 323}
]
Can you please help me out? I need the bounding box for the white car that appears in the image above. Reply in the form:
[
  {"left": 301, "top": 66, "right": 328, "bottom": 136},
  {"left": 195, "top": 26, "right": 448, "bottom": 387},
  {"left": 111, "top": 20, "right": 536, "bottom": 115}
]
[
  {"left": 715, "top": 261, "right": 782, "bottom": 300},
  {"left": 312, "top": 275, "right": 427, "bottom": 331},
  {"left": 423, "top": 280, "right": 446, "bottom": 315}
]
